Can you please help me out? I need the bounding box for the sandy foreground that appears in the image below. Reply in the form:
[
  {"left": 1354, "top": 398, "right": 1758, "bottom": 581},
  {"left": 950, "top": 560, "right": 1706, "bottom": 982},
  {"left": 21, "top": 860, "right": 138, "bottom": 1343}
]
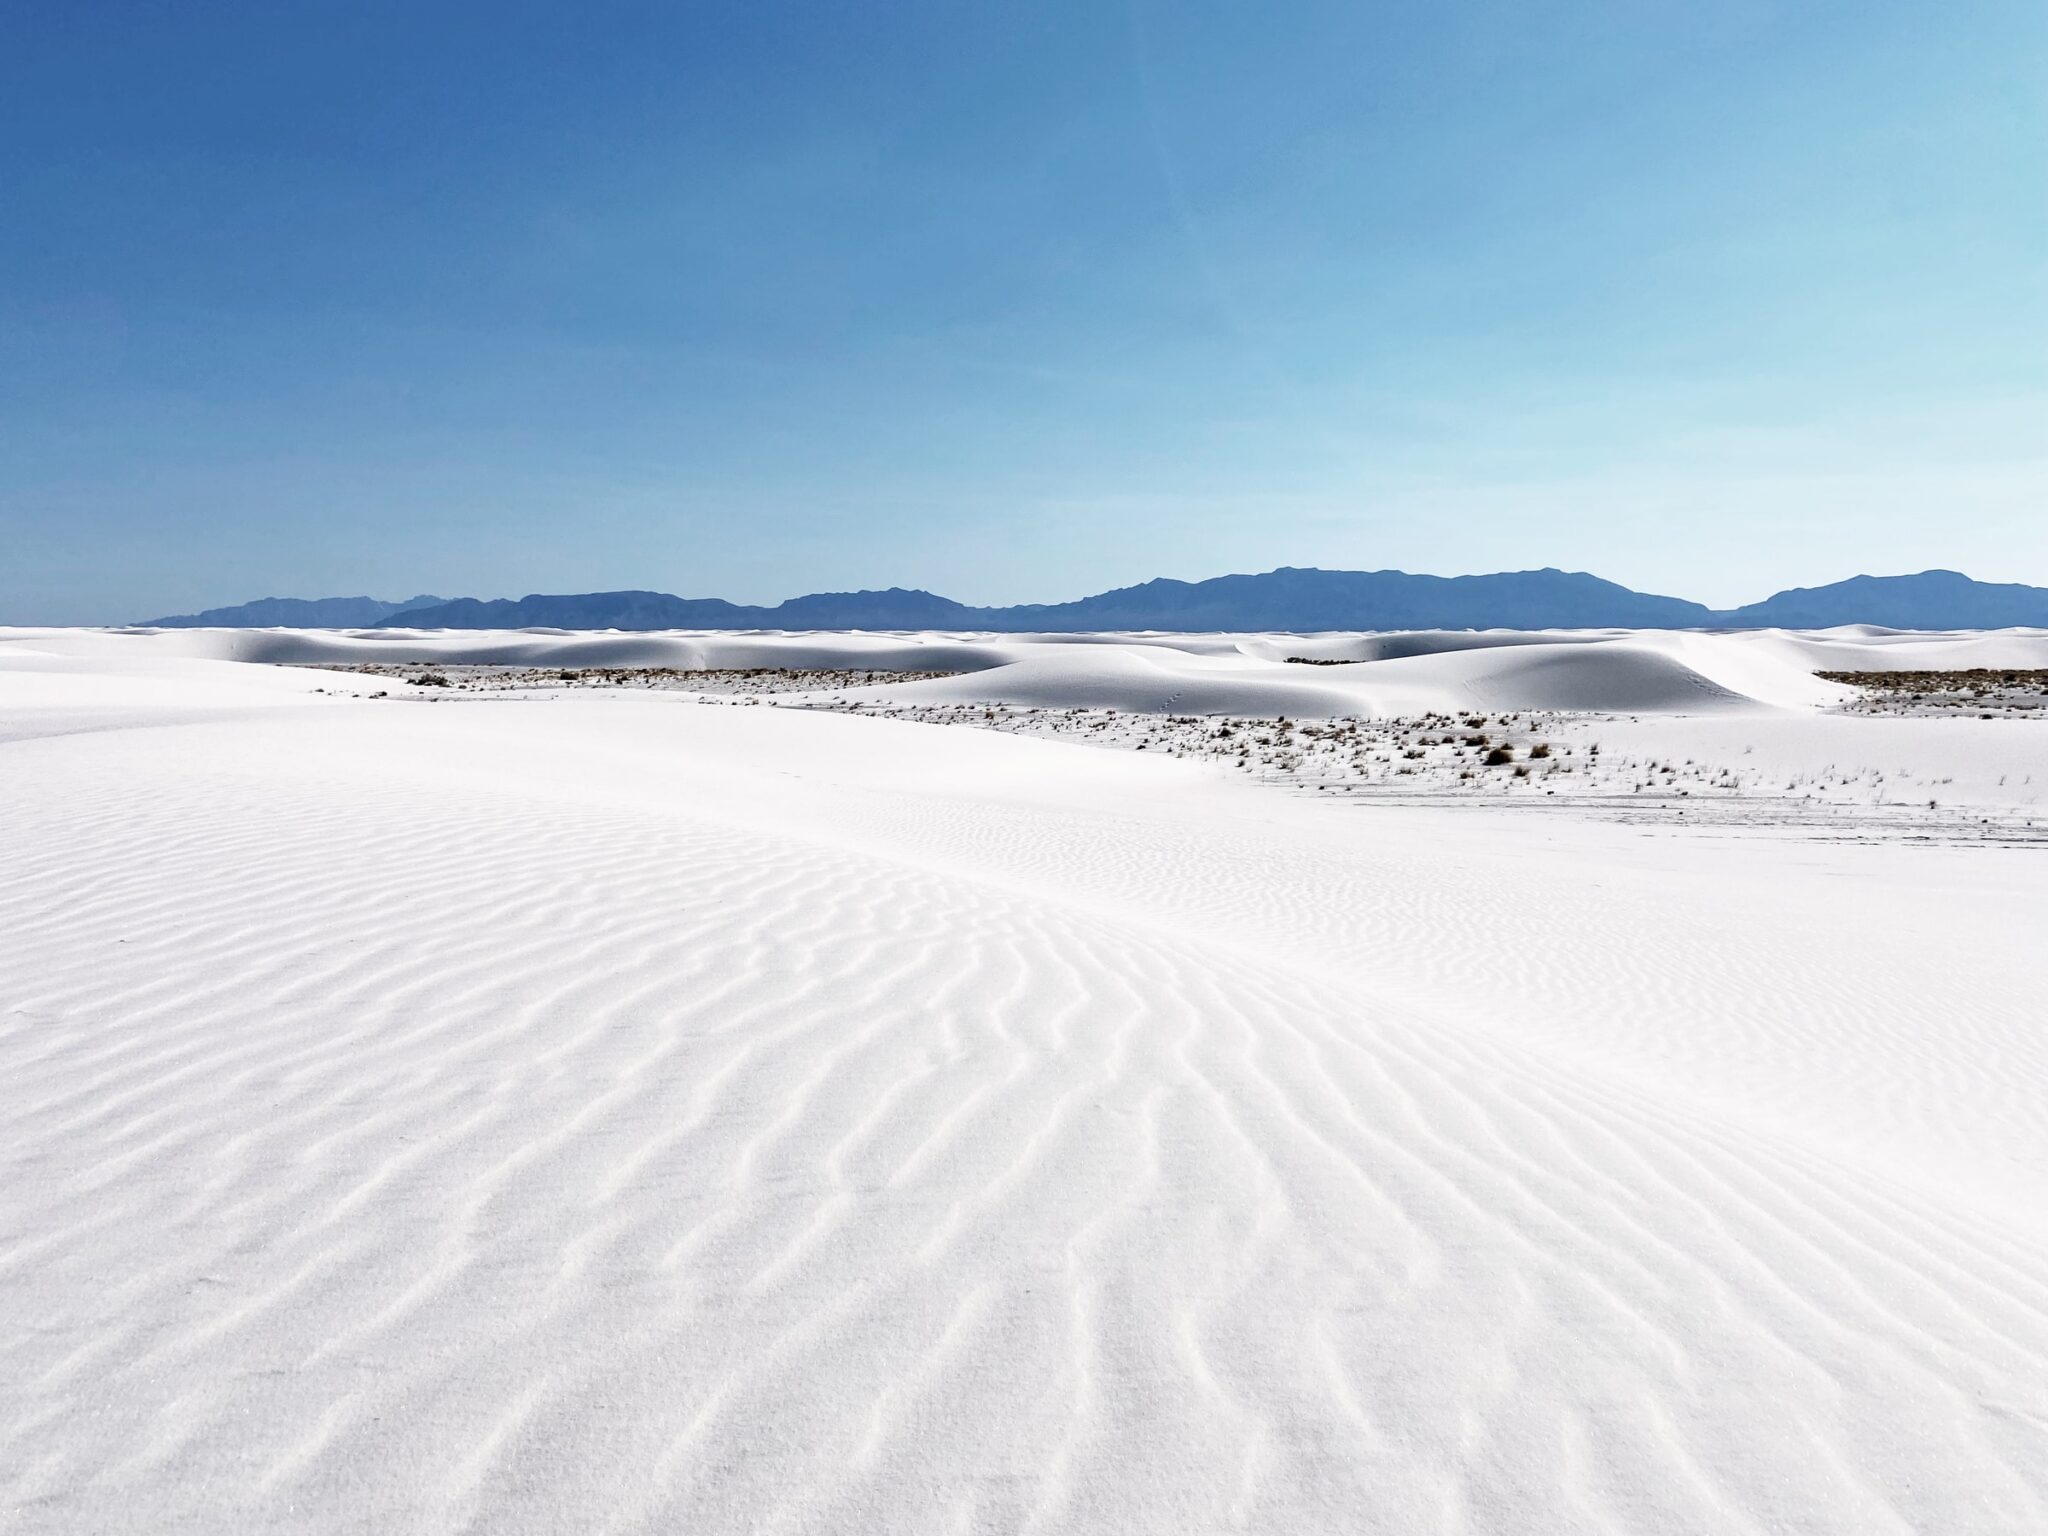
[{"left": 3, "top": 626, "right": 2046, "bottom": 1534}]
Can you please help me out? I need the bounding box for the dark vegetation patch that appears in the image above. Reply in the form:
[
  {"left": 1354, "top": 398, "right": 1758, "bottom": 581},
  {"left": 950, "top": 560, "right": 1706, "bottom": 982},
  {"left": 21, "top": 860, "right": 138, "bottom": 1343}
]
[
  {"left": 311, "top": 664, "right": 961, "bottom": 695},
  {"left": 1818, "top": 669, "right": 2048, "bottom": 716}
]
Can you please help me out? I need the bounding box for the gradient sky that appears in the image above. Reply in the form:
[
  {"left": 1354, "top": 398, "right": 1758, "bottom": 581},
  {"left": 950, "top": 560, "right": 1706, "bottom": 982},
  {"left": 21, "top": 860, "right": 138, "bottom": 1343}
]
[{"left": 4, "top": 1, "right": 2044, "bottom": 623}]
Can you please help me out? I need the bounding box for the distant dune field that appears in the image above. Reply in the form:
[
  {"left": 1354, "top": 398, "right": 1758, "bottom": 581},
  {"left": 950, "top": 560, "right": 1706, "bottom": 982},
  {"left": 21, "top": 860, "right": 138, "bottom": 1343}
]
[{"left": 3, "top": 625, "right": 2046, "bottom": 1534}]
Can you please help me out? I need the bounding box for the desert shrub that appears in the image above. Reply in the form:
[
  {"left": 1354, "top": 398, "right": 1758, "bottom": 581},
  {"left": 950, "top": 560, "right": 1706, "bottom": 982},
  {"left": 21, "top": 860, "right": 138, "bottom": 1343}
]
[
  {"left": 408, "top": 673, "right": 451, "bottom": 687},
  {"left": 1484, "top": 745, "right": 1514, "bottom": 766},
  {"left": 1529, "top": 742, "right": 1551, "bottom": 758}
]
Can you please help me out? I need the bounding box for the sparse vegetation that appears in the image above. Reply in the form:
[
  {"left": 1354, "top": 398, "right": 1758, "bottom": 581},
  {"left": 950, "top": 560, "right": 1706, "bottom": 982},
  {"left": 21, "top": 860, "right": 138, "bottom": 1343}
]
[
  {"left": 1818, "top": 669, "right": 2048, "bottom": 716},
  {"left": 298, "top": 661, "right": 2043, "bottom": 840},
  {"left": 318, "top": 664, "right": 963, "bottom": 695}
]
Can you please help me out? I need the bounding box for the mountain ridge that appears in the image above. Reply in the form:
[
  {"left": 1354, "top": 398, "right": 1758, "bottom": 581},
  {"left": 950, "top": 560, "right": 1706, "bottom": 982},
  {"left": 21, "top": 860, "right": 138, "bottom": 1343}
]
[
  {"left": 130, "top": 569, "right": 2048, "bottom": 632},
  {"left": 141, "top": 594, "right": 449, "bottom": 628}
]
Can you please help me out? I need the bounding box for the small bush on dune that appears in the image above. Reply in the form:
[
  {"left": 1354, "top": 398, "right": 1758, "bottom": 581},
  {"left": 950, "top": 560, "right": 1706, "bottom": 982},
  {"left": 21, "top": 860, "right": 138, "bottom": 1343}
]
[{"left": 1485, "top": 745, "right": 1515, "bottom": 766}]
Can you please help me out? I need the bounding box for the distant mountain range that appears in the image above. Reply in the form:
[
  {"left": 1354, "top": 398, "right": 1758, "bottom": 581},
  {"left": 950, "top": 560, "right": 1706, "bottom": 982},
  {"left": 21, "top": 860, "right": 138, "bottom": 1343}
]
[
  {"left": 136, "top": 568, "right": 2048, "bottom": 632},
  {"left": 1710, "top": 570, "right": 2048, "bottom": 629},
  {"left": 142, "top": 594, "right": 450, "bottom": 628}
]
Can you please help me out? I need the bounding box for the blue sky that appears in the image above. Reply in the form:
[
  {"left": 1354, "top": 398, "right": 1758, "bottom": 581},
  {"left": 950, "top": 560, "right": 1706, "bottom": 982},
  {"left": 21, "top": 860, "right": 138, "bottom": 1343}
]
[{"left": 3, "top": 1, "right": 2043, "bottom": 622}]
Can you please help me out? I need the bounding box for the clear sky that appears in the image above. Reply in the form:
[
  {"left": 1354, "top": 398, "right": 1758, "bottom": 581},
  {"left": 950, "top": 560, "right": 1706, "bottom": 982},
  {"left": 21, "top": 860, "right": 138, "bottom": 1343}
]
[{"left": 4, "top": 1, "right": 2043, "bottom": 623}]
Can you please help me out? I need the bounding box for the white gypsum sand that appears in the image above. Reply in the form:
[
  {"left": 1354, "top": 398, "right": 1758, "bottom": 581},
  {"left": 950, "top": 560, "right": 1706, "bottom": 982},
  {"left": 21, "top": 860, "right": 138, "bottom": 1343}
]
[{"left": 2, "top": 624, "right": 2046, "bottom": 1534}]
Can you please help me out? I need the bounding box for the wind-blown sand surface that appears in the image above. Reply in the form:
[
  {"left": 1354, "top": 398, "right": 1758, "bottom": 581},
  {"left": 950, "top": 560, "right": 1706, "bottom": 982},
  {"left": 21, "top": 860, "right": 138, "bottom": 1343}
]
[{"left": 3, "top": 625, "right": 2046, "bottom": 1533}]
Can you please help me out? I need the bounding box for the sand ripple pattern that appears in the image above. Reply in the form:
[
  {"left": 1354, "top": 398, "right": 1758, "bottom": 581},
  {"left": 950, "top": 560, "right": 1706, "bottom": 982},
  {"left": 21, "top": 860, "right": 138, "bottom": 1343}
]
[{"left": 2, "top": 714, "right": 2046, "bottom": 1534}]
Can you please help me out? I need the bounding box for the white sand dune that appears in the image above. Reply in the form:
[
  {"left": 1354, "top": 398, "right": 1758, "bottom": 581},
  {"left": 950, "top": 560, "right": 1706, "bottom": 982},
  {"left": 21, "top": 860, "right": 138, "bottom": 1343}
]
[
  {"left": 850, "top": 636, "right": 1842, "bottom": 716},
  {"left": 81, "top": 620, "right": 2048, "bottom": 717},
  {"left": 3, "top": 628, "right": 2047, "bottom": 1533},
  {"left": 97, "top": 624, "right": 1021, "bottom": 675}
]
